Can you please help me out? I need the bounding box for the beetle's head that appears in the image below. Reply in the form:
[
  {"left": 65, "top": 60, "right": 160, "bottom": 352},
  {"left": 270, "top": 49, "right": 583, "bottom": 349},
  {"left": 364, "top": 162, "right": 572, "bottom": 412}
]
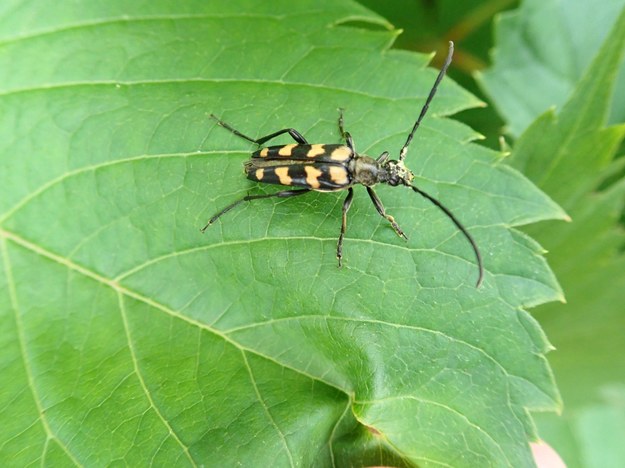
[{"left": 382, "top": 158, "right": 414, "bottom": 186}]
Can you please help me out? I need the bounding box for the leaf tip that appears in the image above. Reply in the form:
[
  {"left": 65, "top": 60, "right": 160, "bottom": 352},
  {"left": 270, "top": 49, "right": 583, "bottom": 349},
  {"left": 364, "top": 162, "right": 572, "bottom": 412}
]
[
  {"left": 550, "top": 275, "right": 567, "bottom": 305},
  {"left": 550, "top": 204, "right": 571, "bottom": 223}
]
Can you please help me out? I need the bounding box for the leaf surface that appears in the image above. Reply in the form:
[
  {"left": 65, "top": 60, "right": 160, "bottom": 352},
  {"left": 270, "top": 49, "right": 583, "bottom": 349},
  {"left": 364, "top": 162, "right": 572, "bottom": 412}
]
[{"left": 0, "top": 1, "right": 565, "bottom": 465}]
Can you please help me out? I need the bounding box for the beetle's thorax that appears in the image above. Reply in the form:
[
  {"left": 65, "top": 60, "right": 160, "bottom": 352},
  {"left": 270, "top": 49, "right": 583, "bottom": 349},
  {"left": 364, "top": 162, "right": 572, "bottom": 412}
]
[{"left": 350, "top": 155, "right": 380, "bottom": 186}]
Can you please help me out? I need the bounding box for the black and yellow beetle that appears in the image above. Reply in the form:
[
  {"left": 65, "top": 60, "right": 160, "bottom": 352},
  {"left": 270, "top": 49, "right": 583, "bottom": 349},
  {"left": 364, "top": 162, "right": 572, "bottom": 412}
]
[{"left": 203, "top": 42, "right": 483, "bottom": 287}]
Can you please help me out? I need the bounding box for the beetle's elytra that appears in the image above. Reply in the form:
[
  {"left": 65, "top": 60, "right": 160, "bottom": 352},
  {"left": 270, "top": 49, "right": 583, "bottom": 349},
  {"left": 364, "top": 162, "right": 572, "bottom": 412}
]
[{"left": 203, "top": 41, "right": 483, "bottom": 287}]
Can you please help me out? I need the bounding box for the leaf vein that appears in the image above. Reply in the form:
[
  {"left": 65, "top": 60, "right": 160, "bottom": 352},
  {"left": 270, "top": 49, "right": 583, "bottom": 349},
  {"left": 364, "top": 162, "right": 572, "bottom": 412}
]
[
  {"left": 241, "top": 351, "right": 295, "bottom": 467},
  {"left": 0, "top": 237, "right": 84, "bottom": 467},
  {"left": 117, "top": 292, "right": 197, "bottom": 466}
]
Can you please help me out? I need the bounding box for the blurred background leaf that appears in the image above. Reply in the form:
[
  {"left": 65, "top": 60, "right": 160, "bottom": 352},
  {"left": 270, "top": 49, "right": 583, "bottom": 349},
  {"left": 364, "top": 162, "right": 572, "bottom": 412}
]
[
  {"left": 487, "top": 3, "right": 625, "bottom": 467},
  {"left": 478, "top": 0, "right": 625, "bottom": 137}
]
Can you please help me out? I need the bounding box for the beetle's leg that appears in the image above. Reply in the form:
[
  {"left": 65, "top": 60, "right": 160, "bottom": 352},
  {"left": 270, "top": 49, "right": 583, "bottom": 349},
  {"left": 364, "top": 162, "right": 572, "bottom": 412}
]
[
  {"left": 210, "top": 114, "right": 308, "bottom": 145},
  {"left": 376, "top": 151, "right": 390, "bottom": 163},
  {"left": 336, "top": 187, "right": 354, "bottom": 267},
  {"left": 366, "top": 187, "right": 408, "bottom": 240},
  {"left": 337, "top": 108, "right": 355, "bottom": 151},
  {"left": 338, "top": 108, "right": 347, "bottom": 137},
  {"left": 201, "top": 188, "right": 311, "bottom": 232},
  {"left": 255, "top": 128, "right": 308, "bottom": 145}
]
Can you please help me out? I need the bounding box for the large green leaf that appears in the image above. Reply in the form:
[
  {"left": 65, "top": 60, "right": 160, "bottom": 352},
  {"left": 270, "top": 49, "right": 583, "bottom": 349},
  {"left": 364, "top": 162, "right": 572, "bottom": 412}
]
[
  {"left": 478, "top": 0, "right": 625, "bottom": 137},
  {"left": 0, "top": 1, "right": 566, "bottom": 465}
]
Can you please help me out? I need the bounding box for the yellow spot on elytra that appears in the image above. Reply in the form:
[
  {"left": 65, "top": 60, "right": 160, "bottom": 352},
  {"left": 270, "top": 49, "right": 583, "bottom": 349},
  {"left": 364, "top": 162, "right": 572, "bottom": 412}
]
[
  {"left": 275, "top": 167, "right": 292, "bottom": 185},
  {"left": 278, "top": 144, "right": 297, "bottom": 156},
  {"left": 329, "top": 166, "right": 348, "bottom": 185},
  {"left": 255, "top": 168, "right": 264, "bottom": 180},
  {"left": 330, "top": 146, "right": 352, "bottom": 162},
  {"left": 260, "top": 147, "right": 269, "bottom": 157},
  {"left": 304, "top": 166, "right": 323, "bottom": 189},
  {"left": 307, "top": 144, "right": 325, "bottom": 157}
]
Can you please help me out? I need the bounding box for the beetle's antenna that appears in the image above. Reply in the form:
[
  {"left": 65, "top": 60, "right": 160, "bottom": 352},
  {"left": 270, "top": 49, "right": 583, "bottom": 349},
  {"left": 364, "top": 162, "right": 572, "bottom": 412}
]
[
  {"left": 408, "top": 183, "right": 483, "bottom": 287},
  {"left": 399, "top": 41, "right": 454, "bottom": 162}
]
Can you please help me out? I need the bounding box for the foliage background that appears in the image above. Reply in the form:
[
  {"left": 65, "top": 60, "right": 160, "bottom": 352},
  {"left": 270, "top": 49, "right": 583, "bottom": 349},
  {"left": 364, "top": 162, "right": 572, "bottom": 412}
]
[{"left": 1, "top": 0, "right": 624, "bottom": 466}]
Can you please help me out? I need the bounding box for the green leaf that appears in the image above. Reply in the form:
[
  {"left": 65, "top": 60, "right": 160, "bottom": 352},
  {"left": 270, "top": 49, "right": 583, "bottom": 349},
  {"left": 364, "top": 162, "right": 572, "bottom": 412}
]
[
  {"left": 0, "top": 1, "right": 565, "bottom": 465},
  {"left": 478, "top": 0, "right": 625, "bottom": 137}
]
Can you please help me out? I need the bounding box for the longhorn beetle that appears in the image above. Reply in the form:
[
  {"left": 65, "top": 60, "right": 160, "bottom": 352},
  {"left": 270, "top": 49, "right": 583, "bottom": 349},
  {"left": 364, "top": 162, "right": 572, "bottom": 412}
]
[{"left": 202, "top": 41, "right": 483, "bottom": 287}]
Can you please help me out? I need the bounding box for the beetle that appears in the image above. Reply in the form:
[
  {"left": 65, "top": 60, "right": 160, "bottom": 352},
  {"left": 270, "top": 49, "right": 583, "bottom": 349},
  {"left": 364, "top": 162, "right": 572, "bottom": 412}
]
[{"left": 202, "top": 41, "right": 483, "bottom": 287}]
